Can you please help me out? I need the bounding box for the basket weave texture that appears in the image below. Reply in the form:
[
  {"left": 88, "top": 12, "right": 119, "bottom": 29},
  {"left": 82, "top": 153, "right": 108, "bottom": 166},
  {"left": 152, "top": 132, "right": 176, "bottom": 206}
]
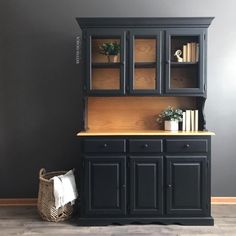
[{"left": 37, "top": 168, "right": 74, "bottom": 222}]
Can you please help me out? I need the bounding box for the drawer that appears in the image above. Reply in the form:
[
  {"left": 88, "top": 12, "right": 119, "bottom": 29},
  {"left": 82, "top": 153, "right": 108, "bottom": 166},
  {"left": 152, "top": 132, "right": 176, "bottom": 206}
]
[
  {"left": 83, "top": 139, "right": 126, "bottom": 153},
  {"left": 166, "top": 139, "right": 208, "bottom": 153},
  {"left": 129, "top": 139, "right": 163, "bottom": 153}
]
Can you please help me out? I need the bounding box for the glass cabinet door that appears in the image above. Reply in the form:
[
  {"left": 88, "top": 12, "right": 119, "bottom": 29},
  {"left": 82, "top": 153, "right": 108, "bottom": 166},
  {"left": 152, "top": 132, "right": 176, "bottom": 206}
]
[
  {"left": 165, "top": 29, "right": 205, "bottom": 94},
  {"left": 129, "top": 30, "right": 162, "bottom": 94},
  {"left": 86, "top": 29, "right": 126, "bottom": 95}
]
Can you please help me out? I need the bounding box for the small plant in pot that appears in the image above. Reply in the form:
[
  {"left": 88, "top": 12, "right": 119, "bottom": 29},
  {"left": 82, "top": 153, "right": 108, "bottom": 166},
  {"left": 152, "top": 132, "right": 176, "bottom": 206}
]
[
  {"left": 99, "top": 41, "right": 120, "bottom": 63},
  {"left": 157, "top": 106, "right": 183, "bottom": 131}
]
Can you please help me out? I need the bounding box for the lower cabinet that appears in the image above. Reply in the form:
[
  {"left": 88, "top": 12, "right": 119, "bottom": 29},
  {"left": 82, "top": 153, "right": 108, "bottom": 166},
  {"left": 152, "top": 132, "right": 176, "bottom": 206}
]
[
  {"left": 84, "top": 155, "right": 126, "bottom": 216},
  {"left": 80, "top": 136, "right": 213, "bottom": 225},
  {"left": 130, "top": 156, "right": 163, "bottom": 215},
  {"left": 166, "top": 156, "right": 208, "bottom": 216}
]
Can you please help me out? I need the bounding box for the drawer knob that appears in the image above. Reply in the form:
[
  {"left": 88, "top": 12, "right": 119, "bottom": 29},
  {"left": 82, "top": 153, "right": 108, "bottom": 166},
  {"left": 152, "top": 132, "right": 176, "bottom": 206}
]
[
  {"left": 168, "top": 184, "right": 172, "bottom": 188},
  {"left": 144, "top": 144, "right": 149, "bottom": 148},
  {"left": 103, "top": 143, "right": 108, "bottom": 148},
  {"left": 185, "top": 144, "right": 190, "bottom": 148}
]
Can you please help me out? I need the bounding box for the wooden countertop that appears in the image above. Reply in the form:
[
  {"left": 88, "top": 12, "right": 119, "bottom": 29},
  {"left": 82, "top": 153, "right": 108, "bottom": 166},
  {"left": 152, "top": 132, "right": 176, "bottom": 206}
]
[{"left": 77, "top": 130, "right": 215, "bottom": 136}]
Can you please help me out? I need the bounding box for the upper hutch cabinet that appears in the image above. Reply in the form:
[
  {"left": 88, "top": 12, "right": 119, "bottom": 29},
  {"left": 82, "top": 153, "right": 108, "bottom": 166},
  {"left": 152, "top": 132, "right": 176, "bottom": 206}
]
[
  {"left": 86, "top": 29, "right": 126, "bottom": 95},
  {"left": 165, "top": 29, "right": 205, "bottom": 95},
  {"left": 77, "top": 18, "right": 212, "bottom": 96}
]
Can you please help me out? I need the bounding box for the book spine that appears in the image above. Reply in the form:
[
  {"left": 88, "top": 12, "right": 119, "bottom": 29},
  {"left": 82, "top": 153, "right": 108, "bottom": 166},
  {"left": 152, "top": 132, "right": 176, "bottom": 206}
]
[
  {"left": 191, "top": 110, "right": 194, "bottom": 131},
  {"left": 185, "top": 110, "right": 191, "bottom": 131},
  {"left": 183, "top": 45, "right": 187, "bottom": 62},
  {"left": 187, "top": 43, "right": 191, "bottom": 62},
  {"left": 182, "top": 111, "right": 186, "bottom": 131},
  {"left": 191, "top": 43, "right": 196, "bottom": 62},
  {"left": 196, "top": 43, "right": 199, "bottom": 62},
  {"left": 194, "top": 110, "right": 199, "bottom": 131}
]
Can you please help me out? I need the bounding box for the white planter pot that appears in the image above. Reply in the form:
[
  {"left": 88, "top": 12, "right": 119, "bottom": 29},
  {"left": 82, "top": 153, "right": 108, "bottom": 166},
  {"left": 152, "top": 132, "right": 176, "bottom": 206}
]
[{"left": 164, "top": 120, "right": 179, "bottom": 131}]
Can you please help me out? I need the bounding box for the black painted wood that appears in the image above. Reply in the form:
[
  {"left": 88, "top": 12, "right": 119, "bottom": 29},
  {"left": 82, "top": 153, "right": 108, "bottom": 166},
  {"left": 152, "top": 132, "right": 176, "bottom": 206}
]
[
  {"left": 129, "top": 139, "right": 163, "bottom": 153},
  {"left": 83, "top": 139, "right": 126, "bottom": 153},
  {"left": 76, "top": 17, "right": 214, "bottom": 29},
  {"left": 166, "top": 139, "right": 208, "bottom": 153},
  {"left": 84, "top": 155, "right": 126, "bottom": 216},
  {"left": 129, "top": 156, "right": 163, "bottom": 215},
  {"left": 79, "top": 135, "right": 213, "bottom": 225},
  {"left": 166, "top": 156, "right": 208, "bottom": 216}
]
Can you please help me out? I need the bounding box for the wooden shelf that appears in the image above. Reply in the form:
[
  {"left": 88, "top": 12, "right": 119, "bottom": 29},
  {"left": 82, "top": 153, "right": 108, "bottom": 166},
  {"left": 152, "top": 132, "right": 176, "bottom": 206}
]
[
  {"left": 92, "top": 62, "right": 121, "bottom": 68},
  {"left": 171, "top": 62, "right": 198, "bottom": 66},
  {"left": 134, "top": 62, "right": 156, "bottom": 68},
  {"left": 77, "top": 130, "right": 215, "bottom": 136}
]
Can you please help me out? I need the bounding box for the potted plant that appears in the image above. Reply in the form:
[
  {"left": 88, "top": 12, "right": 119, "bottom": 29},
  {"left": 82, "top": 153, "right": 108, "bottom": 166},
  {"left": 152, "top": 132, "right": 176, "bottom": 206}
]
[
  {"left": 157, "top": 106, "right": 183, "bottom": 131},
  {"left": 99, "top": 41, "right": 120, "bottom": 63}
]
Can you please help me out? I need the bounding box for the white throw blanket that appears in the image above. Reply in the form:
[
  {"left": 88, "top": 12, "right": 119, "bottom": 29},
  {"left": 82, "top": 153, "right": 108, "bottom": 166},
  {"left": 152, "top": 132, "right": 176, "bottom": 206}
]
[{"left": 51, "top": 170, "right": 78, "bottom": 209}]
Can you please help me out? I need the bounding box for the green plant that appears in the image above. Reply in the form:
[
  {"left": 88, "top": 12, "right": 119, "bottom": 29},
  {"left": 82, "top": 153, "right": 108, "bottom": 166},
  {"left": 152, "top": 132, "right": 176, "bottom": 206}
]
[
  {"left": 157, "top": 106, "right": 183, "bottom": 124},
  {"left": 99, "top": 41, "right": 120, "bottom": 56}
]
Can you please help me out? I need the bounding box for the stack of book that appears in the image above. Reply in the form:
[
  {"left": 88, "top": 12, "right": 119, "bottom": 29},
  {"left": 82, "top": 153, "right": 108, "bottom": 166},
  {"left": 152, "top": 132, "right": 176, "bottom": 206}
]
[
  {"left": 182, "top": 110, "right": 198, "bottom": 131},
  {"left": 182, "top": 42, "right": 199, "bottom": 63}
]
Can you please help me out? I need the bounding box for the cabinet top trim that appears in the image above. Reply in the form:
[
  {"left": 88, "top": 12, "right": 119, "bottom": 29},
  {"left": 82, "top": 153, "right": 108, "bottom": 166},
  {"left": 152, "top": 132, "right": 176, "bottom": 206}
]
[{"left": 76, "top": 17, "right": 214, "bottom": 29}]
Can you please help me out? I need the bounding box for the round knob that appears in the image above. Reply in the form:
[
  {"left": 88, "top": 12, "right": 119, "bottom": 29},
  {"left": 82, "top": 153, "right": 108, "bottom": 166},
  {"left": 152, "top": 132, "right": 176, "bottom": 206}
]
[
  {"left": 144, "top": 144, "right": 149, "bottom": 148},
  {"left": 185, "top": 144, "right": 190, "bottom": 148},
  {"left": 168, "top": 184, "right": 172, "bottom": 188},
  {"left": 122, "top": 184, "right": 126, "bottom": 188},
  {"left": 103, "top": 143, "right": 108, "bottom": 148}
]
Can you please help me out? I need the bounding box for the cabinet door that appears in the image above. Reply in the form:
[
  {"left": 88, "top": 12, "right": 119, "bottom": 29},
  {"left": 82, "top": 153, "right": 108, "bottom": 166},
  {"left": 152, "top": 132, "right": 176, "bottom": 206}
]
[
  {"left": 129, "top": 29, "right": 162, "bottom": 94},
  {"left": 84, "top": 155, "right": 126, "bottom": 216},
  {"left": 86, "top": 29, "right": 126, "bottom": 95},
  {"left": 130, "top": 156, "right": 163, "bottom": 215},
  {"left": 165, "top": 29, "right": 205, "bottom": 95},
  {"left": 166, "top": 156, "right": 208, "bottom": 216}
]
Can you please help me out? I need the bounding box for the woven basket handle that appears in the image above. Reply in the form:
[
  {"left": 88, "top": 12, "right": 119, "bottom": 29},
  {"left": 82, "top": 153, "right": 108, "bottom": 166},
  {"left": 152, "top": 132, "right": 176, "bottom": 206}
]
[{"left": 39, "top": 168, "right": 46, "bottom": 177}]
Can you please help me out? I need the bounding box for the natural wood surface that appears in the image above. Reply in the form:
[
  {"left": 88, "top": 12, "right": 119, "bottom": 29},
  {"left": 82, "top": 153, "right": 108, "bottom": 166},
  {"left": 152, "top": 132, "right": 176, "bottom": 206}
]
[
  {"left": 135, "top": 39, "right": 156, "bottom": 62},
  {"left": 92, "top": 39, "right": 121, "bottom": 63},
  {"left": 87, "top": 96, "right": 196, "bottom": 131},
  {"left": 92, "top": 68, "right": 120, "bottom": 90},
  {"left": 0, "top": 205, "right": 236, "bottom": 235},
  {"left": 77, "top": 130, "right": 215, "bottom": 136},
  {"left": 134, "top": 68, "right": 156, "bottom": 90},
  {"left": 0, "top": 198, "right": 37, "bottom": 206},
  {"left": 211, "top": 197, "right": 236, "bottom": 205},
  {"left": 171, "top": 66, "right": 197, "bottom": 88}
]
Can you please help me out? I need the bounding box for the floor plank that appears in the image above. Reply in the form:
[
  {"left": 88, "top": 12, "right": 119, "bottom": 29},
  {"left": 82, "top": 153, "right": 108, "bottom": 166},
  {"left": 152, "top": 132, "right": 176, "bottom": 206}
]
[{"left": 0, "top": 205, "right": 235, "bottom": 235}]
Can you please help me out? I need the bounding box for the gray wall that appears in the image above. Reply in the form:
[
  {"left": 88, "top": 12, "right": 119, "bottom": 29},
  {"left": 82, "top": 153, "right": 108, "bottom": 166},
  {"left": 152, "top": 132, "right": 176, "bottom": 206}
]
[{"left": 1, "top": 0, "right": 236, "bottom": 197}]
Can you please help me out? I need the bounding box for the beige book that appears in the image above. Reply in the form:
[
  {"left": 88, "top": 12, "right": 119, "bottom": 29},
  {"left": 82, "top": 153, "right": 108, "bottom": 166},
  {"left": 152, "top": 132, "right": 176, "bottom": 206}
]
[
  {"left": 191, "top": 43, "right": 196, "bottom": 62},
  {"left": 183, "top": 45, "right": 187, "bottom": 62},
  {"left": 187, "top": 43, "right": 191, "bottom": 62},
  {"left": 194, "top": 110, "right": 199, "bottom": 131},
  {"left": 196, "top": 43, "right": 199, "bottom": 62}
]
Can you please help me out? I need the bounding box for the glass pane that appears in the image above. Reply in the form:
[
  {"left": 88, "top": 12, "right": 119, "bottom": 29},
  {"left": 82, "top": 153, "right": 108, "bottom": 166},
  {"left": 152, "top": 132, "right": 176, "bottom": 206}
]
[
  {"left": 92, "top": 38, "right": 121, "bottom": 63},
  {"left": 171, "top": 66, "right": 198, "bottom": 89},
  {"left": 134, "top": 39, "right": 156, "bottom": 62},
  {"left": 91, "top": 68, "right": 120, "bottom": 90},
  {"left": 171, "top": 36, "right": 199, "bottom": 63},
  {"left": 134, "top": 68, "right": 156, "bottom": 90},
  {"left": 170, "top": 35, "right": 199, "bottom": 89}
]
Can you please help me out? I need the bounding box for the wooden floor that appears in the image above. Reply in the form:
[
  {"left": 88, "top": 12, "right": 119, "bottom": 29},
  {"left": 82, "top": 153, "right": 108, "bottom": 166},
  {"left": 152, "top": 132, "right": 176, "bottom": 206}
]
[{"left": 0, "top": 205, "right": 236, "bottom": 235}]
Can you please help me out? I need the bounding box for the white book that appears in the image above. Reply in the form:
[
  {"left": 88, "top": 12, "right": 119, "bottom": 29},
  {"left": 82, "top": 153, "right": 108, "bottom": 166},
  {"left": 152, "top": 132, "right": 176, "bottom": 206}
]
[
  {"left": 191, "top": 110, "right": 194, "bottom": 131},
  {"left": 185, "top": 110, "right": 191, "bottom": 131},
  {"left": 187, "top": 43, "right": 191, "bottom": 62},
  {"left": 194, "top": 110, "right": 199, "bottom": 131},
  {"left": 182, "top": 112, "right": 186, "bottom": 131}
]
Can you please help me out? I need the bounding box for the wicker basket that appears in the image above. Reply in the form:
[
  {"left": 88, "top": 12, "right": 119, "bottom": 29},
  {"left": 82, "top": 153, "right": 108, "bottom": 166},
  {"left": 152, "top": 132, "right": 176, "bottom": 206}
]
[{"left": 37, "top": 168, "right": 74, "bottom": 222}]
